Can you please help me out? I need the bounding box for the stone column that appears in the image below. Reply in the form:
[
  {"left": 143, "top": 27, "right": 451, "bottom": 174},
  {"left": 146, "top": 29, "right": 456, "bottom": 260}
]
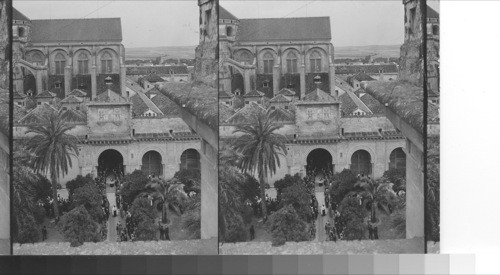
[
  {"left": 243, "top": 69, "right": 251, "bottom": 93},
  {"left": 300, "top": 64, "right": 306, "bottom": 99},
  {"left": 329, "top": 62, "right": 336, "bottom": 98},
  {"left": 273, "top": 64, "right": 280, "bottom": 96},
  {"left": 91, "top": 66, "right": 97, "bottom": 100},
  {"left": 64, "top": 66, "right": 72, "bottom": 96},
  {"left": 35, "top": 70, "right": 44, "bottom": 94},
  {"left": 120, "top": 65, "right": 127, "bottom": 98}
]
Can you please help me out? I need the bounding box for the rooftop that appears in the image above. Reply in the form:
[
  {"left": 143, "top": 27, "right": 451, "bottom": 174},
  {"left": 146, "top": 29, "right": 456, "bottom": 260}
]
[
  {"left": 362, "top": 80, "right": 424, "bottom": 134},
  {"left": 237, "top": 17, "right": 331, "bottom": 42},
  {"left": 29, "top": 17, "right": 122, "bottom": 43},
  {"left": 219, "top": 6, "right": 239, "bottom": 21},
  {"left": 159, "top": 82, "right": 218, "bottom": 129},
  {"left": 335, "top": 64, "right": 398, "bottom": 75},
  {"left": 301, "top": 88, "right": 337, "bottom": 103}
]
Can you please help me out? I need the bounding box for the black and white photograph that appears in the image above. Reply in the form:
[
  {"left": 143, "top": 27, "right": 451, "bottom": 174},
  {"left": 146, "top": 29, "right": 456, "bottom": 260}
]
[
  {"left": 218, "top": 0, "right": 431, "bottom": 254},
  {"left": 11, "top": 0, "right": 218, "bottom": 255}
]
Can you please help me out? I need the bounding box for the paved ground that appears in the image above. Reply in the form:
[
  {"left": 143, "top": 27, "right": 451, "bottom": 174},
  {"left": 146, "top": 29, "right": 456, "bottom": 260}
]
[
  {"left": 14, "top": 238, "right": 219, "bottom": 255},
  {"left": 220, "top": 238, "right": 425, "bottom": 255},
  {"left": 106, "top": 180, "right": 119, "bottom": 242}
]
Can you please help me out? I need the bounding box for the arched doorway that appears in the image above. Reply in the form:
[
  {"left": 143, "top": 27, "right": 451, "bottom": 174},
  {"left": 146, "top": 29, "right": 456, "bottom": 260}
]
[
  {"left": 142, "top": 151, "right": 163, "bottom": 177},
  {"left": 306, "top": 148, "right": 333, "bottom": 183},
  {"left": 350, "top": 150, "right": 372, "bottom": 176},
  {"left": 98, "top": 149, "right": 124, "bottom": 181},
  {"left": 180, "top": 149, "right": 200, "bottom": 171},
  {"left": 389, "top": 147, "right": 406, "bottom": 171}
]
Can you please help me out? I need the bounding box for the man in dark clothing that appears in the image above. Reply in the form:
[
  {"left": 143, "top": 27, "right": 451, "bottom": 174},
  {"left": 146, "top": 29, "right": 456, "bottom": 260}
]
[
  {"left": 158, "top": 222, "right": 164, "bottom": 240},
  {"left": 42, "top": 226, "right": 47, "bottom": 241},
  {"left": 249, "top": 225, "right": 255, "bottom": 240},
  {"left": 164, "top": 227, "right": 170, "bottom": 241}
]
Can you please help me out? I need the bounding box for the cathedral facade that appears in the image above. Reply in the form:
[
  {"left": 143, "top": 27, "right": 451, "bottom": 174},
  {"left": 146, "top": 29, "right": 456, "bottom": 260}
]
[
  {"left": 219, "top": 7, "right": 406, "bottom": 184},
  {"left": 12, "top": 9, "right": 201, "bottom": 186}
]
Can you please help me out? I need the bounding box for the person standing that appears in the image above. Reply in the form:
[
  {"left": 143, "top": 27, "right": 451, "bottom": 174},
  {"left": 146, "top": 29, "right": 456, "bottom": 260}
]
[
  {"left": 321, "top": 205, "right": 326, "bottom": 216},
  {"left": 42, "top": 226, "right": 47, "bottom": 241},
  {"left": 112, "top": 205, "right": 117, "bottom": 217},
  {"left": 158, "top": 222, "right": 164, "bottom": 240},
  {"left": 249, "top": 224, "right": 255, "bottom": 241},
  {"left": 164, "top": 226, "right": 170, "bottom": 241}
]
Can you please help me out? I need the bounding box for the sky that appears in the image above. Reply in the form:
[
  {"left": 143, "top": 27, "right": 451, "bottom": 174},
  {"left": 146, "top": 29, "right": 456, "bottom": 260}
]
[
  {"left": 222, "top": 1, "right": 440, "bottom": 47},
  {"left": 14, "top": 1, "right": 200, "bottom": 48}
]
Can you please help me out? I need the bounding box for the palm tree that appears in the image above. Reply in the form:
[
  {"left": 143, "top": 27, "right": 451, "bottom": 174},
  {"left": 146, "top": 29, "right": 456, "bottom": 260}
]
[
  {"left": 145, "top": 178, "right": 188, "bottom": 226},
  {"left": 354, "top": 178, "right": 398, "bottom": 225},
  {"left": 232, "top": 108, "right": 287, "bottom": 220},
  {"left": 25, "top": 109, "right": 79, "bottom": 221}
]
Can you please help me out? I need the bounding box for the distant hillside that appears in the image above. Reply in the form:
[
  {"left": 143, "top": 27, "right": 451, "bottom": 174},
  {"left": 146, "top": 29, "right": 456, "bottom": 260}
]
[
  {"left": 125, "top": 46, "right": 196, "bottom": 60},
  {"left": 335, "top": 45, "right": 400, "bottom": 59}
]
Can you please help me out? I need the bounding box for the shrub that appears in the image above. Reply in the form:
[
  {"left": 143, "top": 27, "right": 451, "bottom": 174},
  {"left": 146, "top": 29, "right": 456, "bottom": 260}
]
[
  {"left": 242, "top": 174, "right": 260, "bottom": 203},
  {"left": 274, "top": 173, "right": 302, "bottom": 200},
  {"left": 279, "top": 181, "right": 313, "bottom": 222},
  {"left": 32, "top": 204, "right": 46, "bottom": 225},
  {"left": 224, "top": 216, "right": 248, "bottom": 243},
  {"left": 133, "top": 218, "right": 158, "bottom": 241},
  {"left": 72, "top": 184, "right": 104, "bottom": 223},
  {"left": 15, "top": 214, "right": 40, "bottom": 244},
  {"left": 130, "top": 197, "right": 157, "bottom": 223},
  {"left": 59, "top": 206, "right": 101, "bottom": 247},
  {"left": 66, "top": 174, "right": 95, "bottom": 199},
  {"left": 34, "top": 175, "right": 52, "bottom": 203},
  {"left": 330, "top": 169, "right": 357, "bottom": 206},
  {"left": 174, "top": 169, "right": 201, "bottom": 193},
  {"left": 121, "top": 170, "right": 149, "bottom": 205},
  {"left": 268, "top": 205, "right": 309, "bottom": 246},
  {"left": 338, "top": 196, "right": 367, "bottom": 240},
  {"left": 182, "top": 208, "right": 201, "bottom": 239},
  {"left": 383, "top": 168, "right": 406, "bottom": 192}
]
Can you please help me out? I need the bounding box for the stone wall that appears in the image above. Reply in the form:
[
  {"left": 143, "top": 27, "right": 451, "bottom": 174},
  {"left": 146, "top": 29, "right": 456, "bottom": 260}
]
[
  {"left": 194, "top": 0, "right": 218, "bottom": 87},
  {"left": 0, "top": 0, "right": 9, "bottom": 255},
  {"left": 340, "top": 116, "right": 395, "bottom": 133},
  {"left": 399, "top": 0, "right": 424, "bottom": 86},
  {"left": 132, "top": 117, "right": 191, "bottom": 134}
]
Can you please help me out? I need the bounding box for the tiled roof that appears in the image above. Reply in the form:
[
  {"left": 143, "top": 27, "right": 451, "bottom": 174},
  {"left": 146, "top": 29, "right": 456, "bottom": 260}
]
[
  {"left": 269, "top": 107, "right": 294, "bottom": 123},
  {"left": 13, "top": 91, "right": 27, "bottom": 99},
  {"left": 143, "top": 73, "right": 165, "bottom": 83},
  {"left": 130, "top": 94, "right": 149, "bottom": 116},
  {"left": 135, "top": 90, "right": 164, "bottom": 116},
  {"left": 355, "top": 89, "right": 385, "bottom": 115},
  {"left": 126, "top": 65, "right": 189, "bottom": 76},
  {"left": 219, "top": 90, "right": 234, "bottom": 99},
  {"left": 335, "top": 64, "right": 398, "bottom": 75},
  {"left": 343, "top": 88, "right": 371, "bottom": 114},
  {"left": 339, "top": 92, "right": 358, "bottom": 115},
  {"left": 350, "top": 72, "right": 376, "bottom": 82},
  {"left": 17, "top": 103, "right": 58, "bottom": 125},
  {"left": 302, "top": 88, "right": 336, "bottom": 103},
  {"left": 226, "top": 101, "right": 265, "bottom": 124},
  {"left": 13, "top": 8, "right": 30, "bottom": 21},
  {"left": 125, "top": 78, "right": 146, "bottom": 94},
  {"left": 68, "top": 89, "right": 87, "bottom": 97},
  {"left": 219, "top": 6, "right": 238, "bottom": 21},
  {"left": 219, "top": 102, "right": 235, "bottom": 123},
  {"left": 427, "top": 6, "right": 439, "bottom": 20},
  {"left": 61, "top": 108, "right": 86, "bottom": 123},
  {"left": 95, "top": 89, "right": 127, "bottom": 103},
  {"left": 146, "top": 89, "right": 180, "bottom": 116},
  {"left": 61, "top": 95, "right": 83, "bottom": 104},
  {"left": 237, "top": 17, "right": 331, "bottom": 42},
  {"left": 278, "top": 88, "right": 296, "bottom": 97},
  {"left": 269, "top": 94, "right": 292, "bottom": 103},
  {"left": 244, "top": 90, "right": 264, "bottom": 97},
  {"left": 29, "top": 18, "right": 121, "bottom": 43},
  {"left": 35, "top": 90, "right": 56, "bottom": 98}
]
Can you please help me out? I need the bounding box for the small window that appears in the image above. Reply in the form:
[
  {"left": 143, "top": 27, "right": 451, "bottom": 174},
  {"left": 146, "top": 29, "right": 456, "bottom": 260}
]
[
  {"left": 76, "top": 106, "right": 80, "bottom": 110},
  {"left": 263, "top": 82, "right": 269, "bottom": 88},
  {"left": 284, "top": 106, "right": 289, "bottom": 110},
  {"left": 62, "top": 107, "right": 67, "bottom": 110},
  {"left": 55, "top": 82, "right": 61, "bottom": 89},
  {"left": 245, "top": 101, "right": 249, "bottom": 105},
  {"left": 37, "top": 102, "right": 41, "bottom": 105}
]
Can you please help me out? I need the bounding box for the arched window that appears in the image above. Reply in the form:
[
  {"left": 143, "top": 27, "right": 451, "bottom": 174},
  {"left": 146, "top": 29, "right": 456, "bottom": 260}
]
[
  {"left": 389, "top": 148, "right": 406, "bottom": 170},
  {"left": 350, "top": 150, "right": 372, "bottom": 176},
  {"left": 54, "top": 53, "right": 66, "bottom": 75},
  {"left": 101, "top": 52, "right": 113, "bottom": 73},
  {"left": 226, "top": 26, "right": 233, "bottom": 36},
  {"left": 237, "top": 51, "right": 252, "bottom": 65},
  {"left": 263, "top": 52, "right": 274, "bottom": 74},
  {"left": 286, "top": 51, "right": 298, "bottom": 73},
  {"left": 28, "top": 51, "right": 43, "bottom": 66},
  {"left": 180, "top": 149, "right": 200, "bottom": 171},
  {"left": 310, "top": 51, "right": 322, "bottom": 73},
  {"left": 432, "top": 25, "right": 439, "bottom": 36},
  {"left": 77, "top": 52, "right": 89, "bottom": 74},
  {"left": 18, "top": 27, "right": 25, "bottom": 37}
]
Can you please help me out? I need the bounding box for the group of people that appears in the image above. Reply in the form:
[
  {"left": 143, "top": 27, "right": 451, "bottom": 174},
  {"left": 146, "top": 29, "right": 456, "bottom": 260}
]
[{"left": 116, "top": 211, "right": 136, "bottom": 242}]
